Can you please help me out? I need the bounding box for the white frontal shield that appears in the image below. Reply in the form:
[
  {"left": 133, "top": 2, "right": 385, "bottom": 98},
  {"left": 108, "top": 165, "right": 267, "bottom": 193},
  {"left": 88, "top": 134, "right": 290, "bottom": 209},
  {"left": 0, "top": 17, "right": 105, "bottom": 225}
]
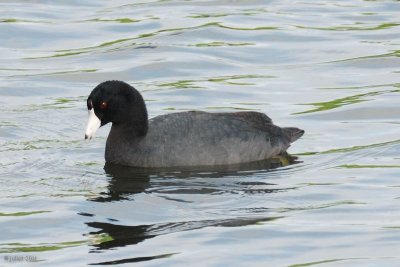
[{"left": 85, "top": 108, "right": 101, "bottom": 140}]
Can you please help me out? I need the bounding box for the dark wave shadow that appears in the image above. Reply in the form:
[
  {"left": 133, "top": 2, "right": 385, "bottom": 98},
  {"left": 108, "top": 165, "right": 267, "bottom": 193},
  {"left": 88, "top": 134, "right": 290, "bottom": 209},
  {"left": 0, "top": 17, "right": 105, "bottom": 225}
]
[
  {"left": 89, "top": 253, "right": 177, "bottom": 265},
  {"left": 86, "top": 216, "right": 282, "bottom": 265}
]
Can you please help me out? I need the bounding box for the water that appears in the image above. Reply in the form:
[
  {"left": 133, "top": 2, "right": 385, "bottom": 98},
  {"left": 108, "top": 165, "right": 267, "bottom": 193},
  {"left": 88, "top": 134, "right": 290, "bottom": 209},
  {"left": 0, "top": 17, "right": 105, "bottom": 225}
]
[{"left": 1, "top": 0, "right": 400, "bottom": 266}]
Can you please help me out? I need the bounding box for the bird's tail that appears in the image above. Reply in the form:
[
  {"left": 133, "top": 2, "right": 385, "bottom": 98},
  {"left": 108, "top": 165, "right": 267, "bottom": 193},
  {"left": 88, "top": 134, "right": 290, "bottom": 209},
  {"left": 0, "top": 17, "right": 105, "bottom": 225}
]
[{"left": 282, "top": 127, "right": 305, "bottom": 143}]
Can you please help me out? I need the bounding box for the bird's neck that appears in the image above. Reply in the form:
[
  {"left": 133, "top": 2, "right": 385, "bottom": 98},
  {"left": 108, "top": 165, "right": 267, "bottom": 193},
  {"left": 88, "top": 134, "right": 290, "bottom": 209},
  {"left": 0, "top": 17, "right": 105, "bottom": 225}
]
[
  {"left": 128, "top": 93, "right": 149, "bottom": 137},
  {"left": 109, "top": 119, "right": 148, "bottom": 141},
  {"left": 114, "top": 98, "right": 149, "bottom": 138},
  {"left": 105, "top": 123, "right": 146, "bottom": 165}
]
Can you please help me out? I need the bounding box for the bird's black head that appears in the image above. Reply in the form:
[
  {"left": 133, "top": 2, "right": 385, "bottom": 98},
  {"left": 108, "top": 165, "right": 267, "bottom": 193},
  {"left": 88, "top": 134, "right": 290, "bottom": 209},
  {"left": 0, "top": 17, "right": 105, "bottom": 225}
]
[{"left": 85, "top": 80, "right": 148, "bottom": 139}]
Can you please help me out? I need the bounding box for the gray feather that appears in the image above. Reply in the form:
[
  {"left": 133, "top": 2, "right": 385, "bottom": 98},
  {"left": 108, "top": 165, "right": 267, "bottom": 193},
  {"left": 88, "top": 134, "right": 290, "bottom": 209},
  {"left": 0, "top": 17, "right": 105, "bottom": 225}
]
[{"left": 105, "top": 111, "right": 303, "bottom": 167}]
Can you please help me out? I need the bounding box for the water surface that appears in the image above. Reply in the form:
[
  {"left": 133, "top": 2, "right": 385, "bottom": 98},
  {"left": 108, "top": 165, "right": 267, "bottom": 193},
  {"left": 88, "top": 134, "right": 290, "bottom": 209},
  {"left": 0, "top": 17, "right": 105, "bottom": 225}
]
[{"left": 1, "top": 0, "right": 400, "bottom": 266}]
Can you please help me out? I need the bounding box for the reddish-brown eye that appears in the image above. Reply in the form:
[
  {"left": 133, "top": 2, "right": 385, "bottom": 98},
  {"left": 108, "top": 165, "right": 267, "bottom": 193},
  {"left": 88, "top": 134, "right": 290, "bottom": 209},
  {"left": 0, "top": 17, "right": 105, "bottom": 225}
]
[{"left": 100, "top": 101, "right": 108, "bottom": 110}]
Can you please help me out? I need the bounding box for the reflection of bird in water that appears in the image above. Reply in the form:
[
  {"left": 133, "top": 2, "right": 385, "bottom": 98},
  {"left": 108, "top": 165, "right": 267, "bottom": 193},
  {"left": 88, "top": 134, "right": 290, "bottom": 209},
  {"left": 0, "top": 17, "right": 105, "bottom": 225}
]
[
  {"left": 90, "top": 154, "right": 298, "bottom": 202},
  {"left": 83, "top": 156, "right": 299, "bottom": 265},
  {"left": 89, "top": 163, "right": 152, "bottom": 202}
]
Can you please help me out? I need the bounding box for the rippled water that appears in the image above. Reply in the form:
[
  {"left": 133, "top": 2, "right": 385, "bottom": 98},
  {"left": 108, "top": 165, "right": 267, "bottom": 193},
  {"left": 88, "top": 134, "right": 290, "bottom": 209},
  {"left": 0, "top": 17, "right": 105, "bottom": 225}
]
[{"left": 1, "top": 0, "right": 400, "bottom": 266}]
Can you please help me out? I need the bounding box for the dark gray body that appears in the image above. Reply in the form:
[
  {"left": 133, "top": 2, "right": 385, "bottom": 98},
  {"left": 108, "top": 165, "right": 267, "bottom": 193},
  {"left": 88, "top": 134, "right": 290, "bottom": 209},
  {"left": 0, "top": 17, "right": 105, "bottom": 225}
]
[{"left": 105, "top": 111, "right": 302, "bottom": 168}]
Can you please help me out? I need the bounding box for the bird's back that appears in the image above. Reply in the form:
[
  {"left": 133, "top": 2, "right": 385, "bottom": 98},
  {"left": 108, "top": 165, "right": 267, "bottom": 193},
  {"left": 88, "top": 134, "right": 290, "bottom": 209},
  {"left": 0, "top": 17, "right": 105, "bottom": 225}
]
[{"left": 107, "top": 111, "right": 295, "bottom": 167}]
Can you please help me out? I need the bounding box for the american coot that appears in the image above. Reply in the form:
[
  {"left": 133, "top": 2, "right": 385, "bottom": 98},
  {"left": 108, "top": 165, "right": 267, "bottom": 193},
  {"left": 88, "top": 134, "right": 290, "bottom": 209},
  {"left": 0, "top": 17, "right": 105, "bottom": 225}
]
[{"left": 85, "top": 81, "right": 304, "bottom": 167}]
